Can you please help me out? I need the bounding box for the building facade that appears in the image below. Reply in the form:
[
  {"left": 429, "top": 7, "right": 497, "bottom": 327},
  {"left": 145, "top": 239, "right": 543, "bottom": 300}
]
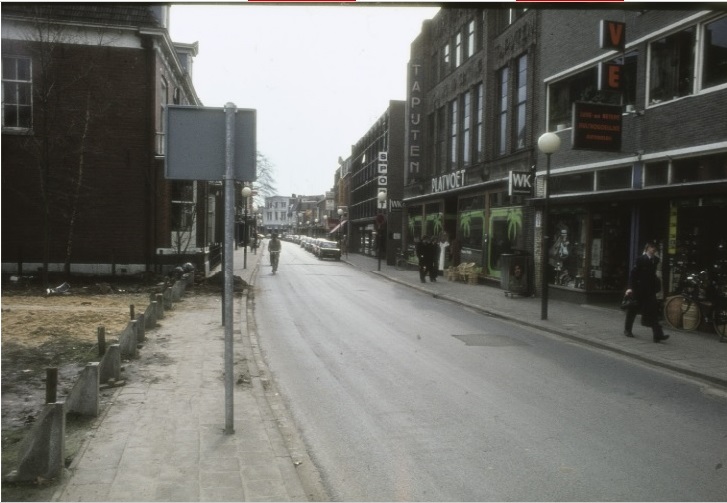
[
  {"left": 262, "top": 195, "right": 296, "bottom": 235},
  {"left": 349, "top": 100, "right": 405, "bottom": 265},
  {"left": 403, "top": 6, "right": 727, "bottom": 302},
  {"left": 1, "top": 4, "right": 213, "bottom": 280}
]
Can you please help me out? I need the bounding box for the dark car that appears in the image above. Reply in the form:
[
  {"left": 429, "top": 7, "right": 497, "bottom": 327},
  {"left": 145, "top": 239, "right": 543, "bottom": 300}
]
[{"left": 317, "top": 240, "right": 341, "bottom": 260}]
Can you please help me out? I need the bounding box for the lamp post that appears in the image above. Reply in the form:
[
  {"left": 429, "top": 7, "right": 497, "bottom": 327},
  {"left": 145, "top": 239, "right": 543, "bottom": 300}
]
[
  {"left": 314, "top": 218, "right": 319, "bottom": 238},
  {"left": 337, "top": 207, "right": 345, "bottom": 252},
  {"left": 241, "top": 186, "right": 252, "bottom": 269},
  {"left": 252, "top": 204, "right": 259, "bottom": 254},
  {"left": 537, "top": 132, "right": 561, "bottom": 320},
  {"left": 377, "top": 190, "right": 387, "bottom": 271},
  {"left": 323, "top": 214, "right": 328, "bottom": 238}
]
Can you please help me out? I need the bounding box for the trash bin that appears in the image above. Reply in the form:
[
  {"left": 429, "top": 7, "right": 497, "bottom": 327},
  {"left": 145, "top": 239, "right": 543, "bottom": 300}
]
[{"left": 500, "top": 252, "right": 530, "bottom": 297}]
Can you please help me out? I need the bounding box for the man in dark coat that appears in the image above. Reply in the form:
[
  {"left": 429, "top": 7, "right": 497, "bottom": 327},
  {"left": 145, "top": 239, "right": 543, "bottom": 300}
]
[
  {"left": 624, "top": 241, "right": 670, "bottom": 342},
  {"left": 416, "top": 236, "right": 429, "bottom": 283}
]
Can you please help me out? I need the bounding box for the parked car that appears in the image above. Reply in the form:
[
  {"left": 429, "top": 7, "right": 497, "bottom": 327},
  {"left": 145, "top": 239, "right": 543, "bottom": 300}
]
[{"left": 317, "top": 240, "right": 341, "bottom": 260}]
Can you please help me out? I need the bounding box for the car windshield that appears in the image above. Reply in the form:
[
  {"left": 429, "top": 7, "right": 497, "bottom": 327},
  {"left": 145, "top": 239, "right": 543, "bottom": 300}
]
[{"left": 320, "top": 242, "right": 338, "bottom": 248}]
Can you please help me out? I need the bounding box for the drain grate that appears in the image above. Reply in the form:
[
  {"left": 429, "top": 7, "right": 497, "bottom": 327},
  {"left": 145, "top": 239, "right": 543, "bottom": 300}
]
[{"left": 452, "top": 333, "right": 528, "bottom": 347}]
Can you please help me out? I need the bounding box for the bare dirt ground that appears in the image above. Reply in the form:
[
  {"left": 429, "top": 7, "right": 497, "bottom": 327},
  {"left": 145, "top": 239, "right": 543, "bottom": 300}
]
[{"left": 1, "top": 276, "right": 170, "bottom": 500}]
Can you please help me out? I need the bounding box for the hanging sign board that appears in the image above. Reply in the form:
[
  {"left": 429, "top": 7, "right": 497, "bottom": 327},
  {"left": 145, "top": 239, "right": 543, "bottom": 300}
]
[
  {"left": 509, "top": 171, "right": 534, "bottom": 196},
  {"left": 571, "top": 102, "right": 622, "bottom": 152},
  {"left": 165, "top": 105, "right": 257, "bottom": 181}
]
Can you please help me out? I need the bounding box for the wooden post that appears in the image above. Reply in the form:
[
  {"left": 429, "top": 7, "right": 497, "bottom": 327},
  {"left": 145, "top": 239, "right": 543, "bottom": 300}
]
[
  {"left": 45, "top": 368, "right": 58, "bottom": 403},
  {"left": 97, "top": 326, "right": 106, "bottom": 356}
]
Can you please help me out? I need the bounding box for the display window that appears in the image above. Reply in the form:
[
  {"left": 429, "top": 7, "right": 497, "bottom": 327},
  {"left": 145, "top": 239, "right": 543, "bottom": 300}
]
[
  {"left": 457, "top": 195, "right": 486, "bottom": 267},
  {"left": 548, "top": 209, "right": 587, "bottom": 289},
  {"left": 548, "top": 206, "right": 632, "bottom": 292},
  {"left": 489, "top": 206, "right": 525, "bottom": 278}
]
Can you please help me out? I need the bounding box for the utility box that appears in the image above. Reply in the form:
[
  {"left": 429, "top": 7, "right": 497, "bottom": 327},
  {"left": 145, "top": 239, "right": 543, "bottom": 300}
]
[{"left": 501, "top": 252, "right": 531, "bottom": 297}]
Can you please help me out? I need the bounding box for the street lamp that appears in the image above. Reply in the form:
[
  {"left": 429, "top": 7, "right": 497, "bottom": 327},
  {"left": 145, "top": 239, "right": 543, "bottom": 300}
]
[
  {"left": 241, "top": 186, "right": 252, "bottom": 269},
  {"left": 377, "top": 190, "right": 387, "bottom": 271},
  {"left": 252, "top": 203, "right": 259, "bottom": 254},
  {"left": 337, "top": 207, "right": 345, "bottom": 252},
  {"left": 537, "top": 132, "right": 561, "bottom": 320}
]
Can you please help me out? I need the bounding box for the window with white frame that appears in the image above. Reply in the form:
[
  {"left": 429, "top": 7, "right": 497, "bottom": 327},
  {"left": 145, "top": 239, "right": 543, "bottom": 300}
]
[
  {"left": 515, "top": 54, "right": 528, "bottom": 150},
  {"left": 455, "top": 32, "right": 462, "bottom": 68},
  {"left": 443, "top": 43, "right": 450, "bottom": 75},
  {"left": 462, "top": 91, "right": 471, "bottom": 167},
  {"left": 702, "top": 15, "right": 727, "bottom": 90},
  {"left": 171, "top": 181, "right": 195, "bottom": 232},
  {"left": 475, "top": 83, "right": 484, "bottom": 163},
  {"left": 467, "top": 20, "right": 476, "bottom": 58},
  {"left": 449, "top": 98, "right": 458, "bottom": 170},
  {"left": 497, "top": 66, "right": 509, "bottom": 155},
  {"left": 649, "top": 27, "right": 695, "bottom": 104},
  {"left": 2, "top": 56, "right": 32, "bottom": 129}
]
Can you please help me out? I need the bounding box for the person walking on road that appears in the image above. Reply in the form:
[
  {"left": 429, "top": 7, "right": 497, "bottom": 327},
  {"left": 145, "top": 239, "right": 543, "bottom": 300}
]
[
  {"left": 624, "top": 241, "right": 670, "bottom": 343},
  {"left": 268, "top": 233, "right": 281, "bottom": 273}
]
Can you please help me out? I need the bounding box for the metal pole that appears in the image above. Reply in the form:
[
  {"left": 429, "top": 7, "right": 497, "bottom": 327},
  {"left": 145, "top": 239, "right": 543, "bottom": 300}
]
[
  {"left": 223, "top": 102, "right": 236, "bottom": 434},
  {"left": 540, "top": 153, "right": 551, "bottom": 320},
  {"left": 243, "top": 202, "right": 248, "bottom": 269}
]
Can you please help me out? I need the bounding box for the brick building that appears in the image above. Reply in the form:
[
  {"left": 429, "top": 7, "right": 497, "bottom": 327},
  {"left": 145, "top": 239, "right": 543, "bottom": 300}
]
[
  {"left": 348, "top": 100, "right": 405, "bottom": 265},
  {"left": 1, "top": 4, "right": 215, "bottom": 281},
  {"left": 402, "top": 6, "right": 727, "bottom": 302}
]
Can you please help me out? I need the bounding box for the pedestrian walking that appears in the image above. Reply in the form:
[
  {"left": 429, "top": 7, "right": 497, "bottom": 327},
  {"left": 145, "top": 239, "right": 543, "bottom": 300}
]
[
  {"left": 437, "top": 232, "right": 450, "bottom": 276},
  {"left": 416, "top": 236, "right": 429, "bottom": 283},
  {"left": 426, "top": 236, "right": 438, "bottom": 282},
  {"left": 624, "top": 241, "right": 670, "bottom": 343}
]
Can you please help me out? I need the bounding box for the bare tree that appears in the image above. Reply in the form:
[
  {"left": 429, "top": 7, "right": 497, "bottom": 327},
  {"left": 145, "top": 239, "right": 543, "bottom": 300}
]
[{"left": 255, "top": 151, "right": 278, "bottom": 205}]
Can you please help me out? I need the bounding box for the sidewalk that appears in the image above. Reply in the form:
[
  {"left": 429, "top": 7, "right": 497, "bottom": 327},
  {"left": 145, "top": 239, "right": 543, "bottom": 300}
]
[
  {"left": 54, "top": 244, "right": 323, "bottom": 502},
  {"left": 343, "top": 253, "right": 727, "bottom": 389}
]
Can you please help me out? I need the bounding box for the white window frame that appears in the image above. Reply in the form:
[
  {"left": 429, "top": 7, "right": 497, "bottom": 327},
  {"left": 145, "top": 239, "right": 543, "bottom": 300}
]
[{"left": 2, "top": 55, "right": 33, "bottom": 131}]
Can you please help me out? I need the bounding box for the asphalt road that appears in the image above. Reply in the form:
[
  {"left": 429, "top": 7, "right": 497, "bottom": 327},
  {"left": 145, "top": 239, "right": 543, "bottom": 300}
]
[{"left": 254, "top": 243, "right": 727, "bottom": 501}]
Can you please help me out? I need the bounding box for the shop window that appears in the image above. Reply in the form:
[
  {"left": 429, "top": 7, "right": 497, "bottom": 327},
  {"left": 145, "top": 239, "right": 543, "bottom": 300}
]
[
  {"left": 702, "top": 16, "right": 727, "bottom": 89},
  {"left": 648, "top": 27, "right": 695, "bottom": 104},
  {"left": 596, "top": 166, "right": 632, "bottom": 191},
  {"left": 551, "top": 172, "right": 594, "bottom": 195},
  {"left": 548, "top": 212, "right": 587, "bottom": 289},
  {"left": 457, "top": 195, "right": 485, "bottom": 251},
  {"left": 672, "top": 152, "right": 727, "bottom": 183},
  {"left": 644, "top": 161, "right": 669, "bottom": 186},
  {"left": 2, "top": 56, "right": 32, "bottom": 130},
  {"left": 425, "top": 203, "right": 443, "bottom": 237},
  {"left": 489, "top": 207, "right": 525, "bottom": 274},
  {"left": 590, "top": 210, "right": 630, "bottom": 291}
]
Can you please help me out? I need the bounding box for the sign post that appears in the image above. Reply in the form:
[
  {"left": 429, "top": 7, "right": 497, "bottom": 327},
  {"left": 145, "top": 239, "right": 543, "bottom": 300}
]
[
  {"left": 223, "top": 103, "right": 235, "bottom": 434},
  {"left": 165, "top": 103, "right": 256, "bottom": 435}
]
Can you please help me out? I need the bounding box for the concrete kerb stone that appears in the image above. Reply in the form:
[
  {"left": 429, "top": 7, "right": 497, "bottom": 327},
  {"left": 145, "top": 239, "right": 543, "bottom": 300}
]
[
  {"left": 99, "top": 344, "right": 121, "bottom": 383},
  {"left": 65, "top": 362, "right": 100, "bottom": 417},
  {"left": 6, "top": 402, "right": 65, "bottom": 483}
]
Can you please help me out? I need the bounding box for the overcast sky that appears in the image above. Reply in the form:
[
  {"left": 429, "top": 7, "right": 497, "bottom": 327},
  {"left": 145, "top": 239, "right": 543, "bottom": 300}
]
[{"left": 169, "top": 4, "right": 440, "bottom": 198}]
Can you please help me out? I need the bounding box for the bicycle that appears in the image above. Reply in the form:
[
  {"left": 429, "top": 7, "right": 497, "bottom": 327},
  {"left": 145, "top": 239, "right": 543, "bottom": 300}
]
[
  {"left": 663, "top": 271, "right": 727, "bottom": 340},
  {"left": 270, "top": 250, "right": 280, "bottom": 274}
]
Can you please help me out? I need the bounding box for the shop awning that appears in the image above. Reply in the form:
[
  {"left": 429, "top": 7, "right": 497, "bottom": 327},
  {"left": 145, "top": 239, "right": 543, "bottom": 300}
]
[{"left": 329, "top": 220, "right": 348, "bottom": 234}]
